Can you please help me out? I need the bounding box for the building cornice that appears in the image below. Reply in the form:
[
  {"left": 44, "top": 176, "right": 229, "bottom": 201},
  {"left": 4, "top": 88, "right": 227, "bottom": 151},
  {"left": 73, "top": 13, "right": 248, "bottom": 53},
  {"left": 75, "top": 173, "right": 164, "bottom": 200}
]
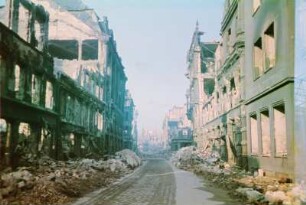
[
  {"left": 217, "top": 47, "right": 244, "bottom": 80},
  {"left": 245, "top": 77, "right": 295, "bottom": 105},
  {"left": 220, "top": 0, "right": 238, "bottom": 33}
]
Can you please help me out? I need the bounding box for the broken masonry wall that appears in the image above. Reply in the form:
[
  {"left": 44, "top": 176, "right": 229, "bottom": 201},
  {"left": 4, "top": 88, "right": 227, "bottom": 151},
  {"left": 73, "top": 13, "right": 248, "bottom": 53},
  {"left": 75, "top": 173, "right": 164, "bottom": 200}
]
[{"left": 197, "top": 0, "right": 246, "bottom": 167}]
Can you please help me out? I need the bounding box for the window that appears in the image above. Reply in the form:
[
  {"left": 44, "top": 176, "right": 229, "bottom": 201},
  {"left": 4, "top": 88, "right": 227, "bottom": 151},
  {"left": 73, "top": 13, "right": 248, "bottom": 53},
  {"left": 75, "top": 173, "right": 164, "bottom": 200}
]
[
  {"left": 222, "top": 86, "right": 227, "bottom": 94},
  {"left": 18, "top": 5, "right": 30, "bottom": 41},
  {"left": 260, "top": 110, "right": 271, "bottom": 156},
  {"left": 216, "top": 92, "right": 219, "bottom": 102},
  {"left": 95, "top": 84, "right": 99, "bottom": 98},
  {"left": 250, "top": 114, "right": 259, "bottom": 154},
  {"left": 264, "top": 23, "right": 275, "bottom": 70},
  {"left": 31, "top": 75, "right": 40, "bottom": 105},
  {"left": 230, "top": 78, "right": 236, "bottom": 91},
  {"left": 45, "top": 81, "right": 53, "bottom": 109},
  {"left": 14, "top": 65, "right": 20, "bottom": 91},
  {"left": 254, "top": 38, "right": 263, "bottom": 79},
  {"left": 253, "top": 0, "right": 261, "bottom": 13},
  {"left": 97, "top": 112, "right": 103, "bottom": 131},
  {"left": 99, "top": 87, "right": 103, "bottom": 100},
  {"left": 273, "top": 104, "right": 287, "bottom": 156},
  {"left": 82, "top": 40, "right": 98, "bottom": 60},
  {"left": 34, "top": 20, "right": 43, "bottom": 50}
]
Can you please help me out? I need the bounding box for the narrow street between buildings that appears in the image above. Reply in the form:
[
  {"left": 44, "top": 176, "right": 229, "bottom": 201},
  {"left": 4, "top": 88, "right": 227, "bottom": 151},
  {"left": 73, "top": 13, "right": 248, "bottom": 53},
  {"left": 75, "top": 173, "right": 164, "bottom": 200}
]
[{"left": 72, "top": 158, "right": 239, "bottom": 205}]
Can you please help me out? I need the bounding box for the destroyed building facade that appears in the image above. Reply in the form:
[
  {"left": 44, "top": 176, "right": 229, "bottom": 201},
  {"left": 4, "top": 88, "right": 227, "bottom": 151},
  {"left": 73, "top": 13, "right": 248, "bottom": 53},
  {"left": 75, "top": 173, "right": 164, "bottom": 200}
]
[
  {"left": 163, "top": 106, "right": 193, "bottom": 151},
  {"left": 0, "top": 0, "right": 133, "bottom": 169},
  {"left": 123, "top": 90, "right": 137, "bottom": 151},
  {"left": 186, "top": 0, "right": 303, "bottom": 180}
]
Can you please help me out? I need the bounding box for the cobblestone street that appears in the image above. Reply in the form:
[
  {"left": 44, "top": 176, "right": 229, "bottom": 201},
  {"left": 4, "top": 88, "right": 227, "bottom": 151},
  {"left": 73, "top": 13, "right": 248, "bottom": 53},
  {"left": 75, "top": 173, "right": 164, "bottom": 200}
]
[{"left": 72, "top": 159, "right": 239, "bottom": 205}]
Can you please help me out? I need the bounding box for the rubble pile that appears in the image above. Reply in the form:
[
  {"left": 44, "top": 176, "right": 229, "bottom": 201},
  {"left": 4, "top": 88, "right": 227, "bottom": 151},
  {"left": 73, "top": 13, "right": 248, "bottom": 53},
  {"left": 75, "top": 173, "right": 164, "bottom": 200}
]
[
  {"left": 171, "top": 146, "right": 228, "bottom": 174},
  {"left": 172, "top": 146, "right": 306, "bottom": 205},
  {"left": 0, "top": 149, "right": 142, "bottom": 205},
  {"left": 115, "top": 149, "right": 142, "bottom": 168}
]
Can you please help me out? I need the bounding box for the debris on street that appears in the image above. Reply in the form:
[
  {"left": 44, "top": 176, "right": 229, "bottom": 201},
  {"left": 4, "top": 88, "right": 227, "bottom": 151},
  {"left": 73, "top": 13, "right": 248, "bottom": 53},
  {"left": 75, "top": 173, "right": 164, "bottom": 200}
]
[
  {"left": 0, "top": 150, "right": 142, "bottom": 205},
  {"left": 172, "top": 146, "right": 306, "bottom": 205}
]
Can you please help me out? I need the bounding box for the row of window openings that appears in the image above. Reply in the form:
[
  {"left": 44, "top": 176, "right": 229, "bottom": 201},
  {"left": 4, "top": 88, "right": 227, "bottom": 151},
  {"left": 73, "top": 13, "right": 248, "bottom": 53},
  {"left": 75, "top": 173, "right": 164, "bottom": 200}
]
[
  {"left": 0, "top": 120, "right": 53, "bottom": 151},
  {"left": 12, "top": 65, "right": 54, "bottom": 109},
  {"left": 79, "top": 72, "right": 103, "bottom": 99},
  {"left": 253, "top": 22, "right": 275, "bottom": 79},
  {"left": 215, "top": 78, "right": 236, "bottom": 101},
  {"left": 65, "top": 96, "right": 103, "bottom": 131},
  {"left": 250, "top": 104, "right": 287, "bottom": 157}
]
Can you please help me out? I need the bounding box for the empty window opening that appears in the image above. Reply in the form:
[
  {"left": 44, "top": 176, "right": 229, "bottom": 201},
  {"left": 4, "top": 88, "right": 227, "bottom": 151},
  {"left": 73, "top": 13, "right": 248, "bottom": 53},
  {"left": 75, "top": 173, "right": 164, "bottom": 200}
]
[
  {"left": 31, "top": 74, "right": 41, "bottom": 105},
  {"left": 250, "top": 114, "right": 259, "bottom": 154},
  {"left": 222, "top": 86, "right": 227, "bottom": 94},
  {"left": 0, "top": 119, "right": 7, "bottom": 132},
  {"left": 261, "top": 110, "right": 271, "bottom": 156},
  {"left": 18, "top": 122, "right": 31, "bottom": 137},
  {"left": 230, "top": 78, "right": 236, "bottom": 91},
  {"left": 274, "top": 104, "right": 287, "bottom": 156},
  {"left": 14, "top": 65, "right": 20, "bottom": 91},
  {"left": 99, "top": 87, "right": 103, "bottom": 100},
  {"left": 66, "top": 95, "right": 74, "bottom": 121},
  {"left": 70, "top": 133, "right": 75, "bottom": 146},
  {"left": 38, "top": 128, "right": 49, "bottom": 152},
  {"left": 18, "top": 5, "right": 30, "bottom": 41},
  {"left": 0, "top": 119, "right": 9, "bottom": 153},
  {"left": 82, "top": 40, "right": 98, "bottom": 60},
  {"left": 34, "top": 20, "right": 43, "bottom": 50},
  {"left": 254, "top": 37, "right": 263, "bottom": 78},
  {"left": 95, "top": 84, "right": 99, "bottom": 98},
  {"left": 48, "top": 40, "right": 78, "bottom": 60},
  {"left": 96, "top": 112, "right": 103, "bottom": 131},
  {"left": 264, "top": 22, "right": 275, "bottom": 70},
  {"left": 45, "top": 81, "right": 54, "bottom": 109},
  {"left": 204, "top": 78, "right": 215, "bottom": 96}
]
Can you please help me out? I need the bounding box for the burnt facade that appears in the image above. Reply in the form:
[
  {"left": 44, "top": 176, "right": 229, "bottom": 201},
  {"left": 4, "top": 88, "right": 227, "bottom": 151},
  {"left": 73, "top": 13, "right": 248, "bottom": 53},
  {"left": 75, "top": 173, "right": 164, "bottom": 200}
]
[{"left": 0, "top": 0, "right": 130, "bottom": 169}]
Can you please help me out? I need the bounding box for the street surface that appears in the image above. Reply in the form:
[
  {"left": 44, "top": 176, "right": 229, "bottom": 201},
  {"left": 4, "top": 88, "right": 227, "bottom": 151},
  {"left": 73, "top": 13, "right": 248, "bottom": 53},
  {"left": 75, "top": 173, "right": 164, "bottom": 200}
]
[{"left": 72, "top": 159, "right": 239, "bottom": 205}]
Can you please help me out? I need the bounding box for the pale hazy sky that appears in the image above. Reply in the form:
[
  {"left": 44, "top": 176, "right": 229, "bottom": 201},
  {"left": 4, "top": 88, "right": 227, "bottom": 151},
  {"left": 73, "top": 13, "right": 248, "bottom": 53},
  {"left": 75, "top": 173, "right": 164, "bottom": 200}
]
[{"left": 82, "top": 0, "right": 225, "bottom": 131}]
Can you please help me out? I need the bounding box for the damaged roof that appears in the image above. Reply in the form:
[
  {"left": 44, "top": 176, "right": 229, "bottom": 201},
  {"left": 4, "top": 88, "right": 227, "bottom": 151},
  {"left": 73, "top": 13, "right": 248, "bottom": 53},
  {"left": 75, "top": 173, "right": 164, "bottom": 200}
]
[{"left": 200, "top": 42, "right": 218, "bottom": 59}]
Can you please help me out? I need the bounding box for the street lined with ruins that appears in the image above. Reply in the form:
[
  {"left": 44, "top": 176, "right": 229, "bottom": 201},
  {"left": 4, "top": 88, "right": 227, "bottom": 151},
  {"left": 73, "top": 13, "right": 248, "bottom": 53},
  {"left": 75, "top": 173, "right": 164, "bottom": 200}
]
[{"left": 1, "top": 0, "right": 306, "bottom": 204}]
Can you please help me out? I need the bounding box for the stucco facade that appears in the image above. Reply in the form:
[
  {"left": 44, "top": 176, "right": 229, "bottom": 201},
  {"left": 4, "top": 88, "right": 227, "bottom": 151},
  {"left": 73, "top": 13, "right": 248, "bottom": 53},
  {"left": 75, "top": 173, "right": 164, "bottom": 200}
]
[{"left": 244, "top": 0, "right": 295, "bottom": 178}]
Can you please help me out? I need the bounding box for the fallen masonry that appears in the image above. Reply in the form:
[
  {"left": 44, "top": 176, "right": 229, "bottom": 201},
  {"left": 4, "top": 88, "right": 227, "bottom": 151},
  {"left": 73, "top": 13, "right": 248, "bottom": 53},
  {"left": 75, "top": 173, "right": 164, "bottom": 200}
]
[
  {"left": 171, "top": 146, "right": 306, "bottom": 205},
  {"left": 0, "top": 149, "right": 142, "bottom": 205}
]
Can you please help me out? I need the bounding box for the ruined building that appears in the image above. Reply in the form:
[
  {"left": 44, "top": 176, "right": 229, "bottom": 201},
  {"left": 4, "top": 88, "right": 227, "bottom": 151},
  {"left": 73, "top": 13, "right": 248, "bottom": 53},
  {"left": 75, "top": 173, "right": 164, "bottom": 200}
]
[
  {"left": 163, "top": 106, "right": 192, "bottom": 151},
  {"left": 185, "top": 22, "right": 218, "bottom": 151},
  {"left": 0, "top": 0, "right": 131, "bottom": 169},
  {"left": 123, "top": 90, "right": 137, "bottom": 151},
  {"left": 186, "top": 0, "right": 305, "bottom": 180},
  {"left": 244, "top": 0, "right": 295, "bottom": 179}
]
